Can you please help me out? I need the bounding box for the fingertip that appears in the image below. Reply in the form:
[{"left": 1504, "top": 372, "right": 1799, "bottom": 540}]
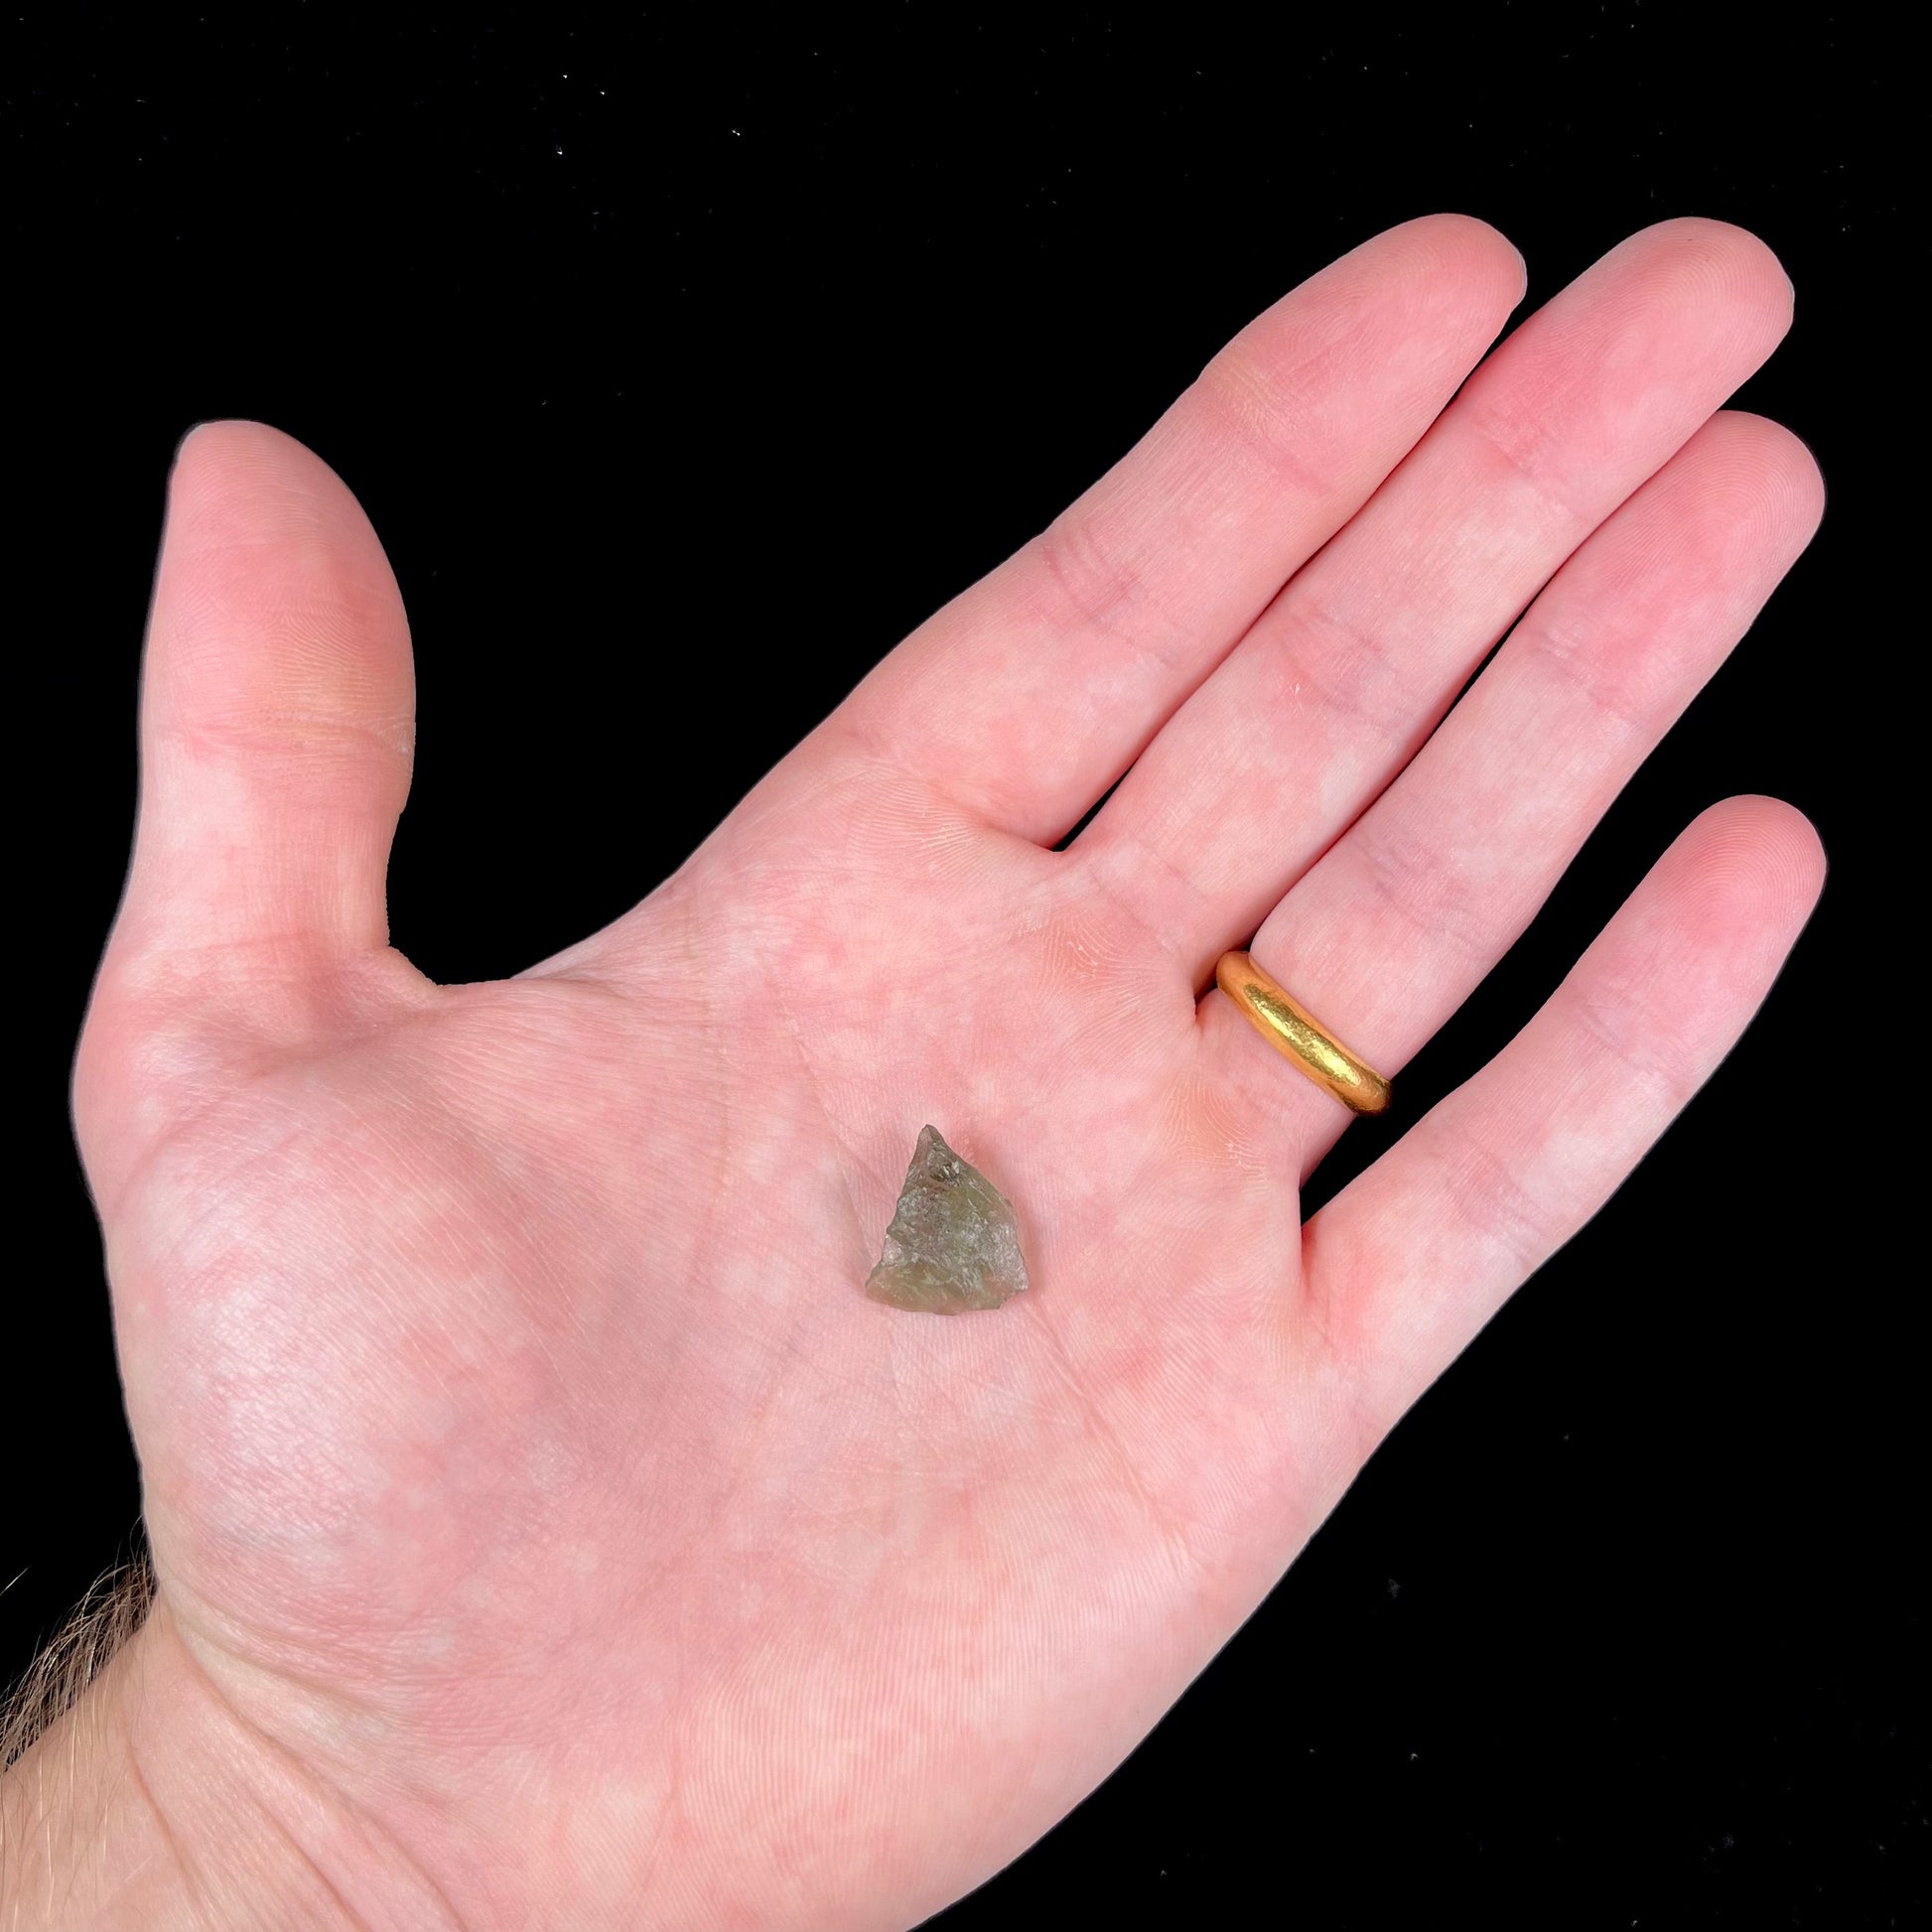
[
  {"left": 1726, "top": 413, "right": 1826, "bottom": 525},
  {"left": 1383, "top": 210, "right": 1528, "bottom": 309},
  {"left": 170, "top": 417, "right": 317, "bottom": 484},
  {"left": 1620, "top": 215, "right": 1795, "bottom": 335},
  {"left": 160, "top": 423, "right": 396, "bottom": 605},
  {"left": 1754, "top": 417, "right": 1828, "bottom": 536},
  {"left": 1750, "top": 794, "right": 1828, "bottom": 899},
  {"left": 1690, "top": 411, "right": 1828, "bottom": 544},
  {"left": 173, "top": 418, "right": 216, "bottom": 465},
  {"left": 169, "top": 418, "right": 230, "bottom": 496},
  {"left": 1449, "top": 212, "right": 1527, "bottom": 295},
  {"left": 1680, "top": 794, "right": 1828, "bottom": 923},
  {"left": 171, "top": 415, "right": 275, "bottom": 474}
]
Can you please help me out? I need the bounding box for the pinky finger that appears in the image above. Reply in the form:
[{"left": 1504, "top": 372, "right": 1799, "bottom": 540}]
[{"left": 1300, "top": 796, "right": 1825, "bottom": 1439}]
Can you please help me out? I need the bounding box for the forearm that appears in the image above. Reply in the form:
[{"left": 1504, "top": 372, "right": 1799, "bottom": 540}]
[{"left": 2, "top": 1597, "right": 401, "bottom": 1932}]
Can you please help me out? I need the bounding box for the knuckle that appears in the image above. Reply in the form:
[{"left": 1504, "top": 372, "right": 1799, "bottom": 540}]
[
  {"left": 1190, "top": 348, "right": 1330, "bottom": 496},
  {"left": 1034, "top": 504, "right": 1150, "bottom": 636},
  {"left": 1514, "top": 608, "right": 1651, "bottom": 733},
  {"left": 1460, "top": 400, "right": 1592, "bottom": 532},
  {"left": 1262, "top": 593, "right": 1408, "bottom": 738},
  {"left": 1349, "top": 811, "right": 1494, "bottom": 971},
  {"left": 1564, "top": 974, "right": 1687, "bottom": 1106},
  {"left": 1432, "top": 1120, "right": 1563, "bottom": 1275}
]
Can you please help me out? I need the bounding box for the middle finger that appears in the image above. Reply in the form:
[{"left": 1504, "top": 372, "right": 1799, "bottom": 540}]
[{"left": 1070, "top": 218, "right": 1793, "bottom": 983}]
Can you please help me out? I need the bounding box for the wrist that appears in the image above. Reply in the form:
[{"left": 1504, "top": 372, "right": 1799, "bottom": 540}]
[{"left": 1, "top": 1591, "right": 451, "bottom": 1932}]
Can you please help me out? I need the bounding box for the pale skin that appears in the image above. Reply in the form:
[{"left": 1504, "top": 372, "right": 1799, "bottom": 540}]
[{"left": 1, "top": 214, "right": 1824, "bottom": 1929}]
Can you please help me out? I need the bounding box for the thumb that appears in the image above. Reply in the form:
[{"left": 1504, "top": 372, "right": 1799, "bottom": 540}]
[{"left": 112, "top": 420, "right": 417, "bottom": 980}]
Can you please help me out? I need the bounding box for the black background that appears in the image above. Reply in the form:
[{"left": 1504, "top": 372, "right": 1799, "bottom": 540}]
[{"left": 9, "top": 6, "right": 1922, "bottom": 1926}]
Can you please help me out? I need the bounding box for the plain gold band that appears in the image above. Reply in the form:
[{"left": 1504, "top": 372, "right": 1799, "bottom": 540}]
[{"left": 1214, "top": 950, "right": 1391, "bottom": 1115}]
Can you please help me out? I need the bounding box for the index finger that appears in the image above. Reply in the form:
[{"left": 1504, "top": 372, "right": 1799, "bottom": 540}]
[{"left": 834, "top": 215, "right": 1526, "bottom": 842}]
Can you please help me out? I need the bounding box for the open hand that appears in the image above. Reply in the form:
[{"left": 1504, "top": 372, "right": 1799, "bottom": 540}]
[{"left": 20, "top": 215, "right": 1820, "bottom": 1930}]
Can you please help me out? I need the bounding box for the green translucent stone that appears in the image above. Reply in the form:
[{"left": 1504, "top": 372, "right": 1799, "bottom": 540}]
[{"left": 865, "top": 1125, "right": 1031, "bottom": 1314}]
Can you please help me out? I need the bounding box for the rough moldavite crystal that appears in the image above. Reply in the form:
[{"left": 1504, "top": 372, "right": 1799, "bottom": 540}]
[{"left": 865, "top": 1125, "right": 1031, "bottom": 1314}]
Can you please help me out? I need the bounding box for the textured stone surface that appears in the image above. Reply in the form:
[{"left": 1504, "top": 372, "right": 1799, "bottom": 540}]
[{"left": 865, "top": 1125, "right": 1031, "bottom": 1314}]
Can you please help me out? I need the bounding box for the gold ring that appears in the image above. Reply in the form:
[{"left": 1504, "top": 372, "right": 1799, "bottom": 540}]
[{"left": 1214, "top": 950, "right": 1391, "bottom": 1115}]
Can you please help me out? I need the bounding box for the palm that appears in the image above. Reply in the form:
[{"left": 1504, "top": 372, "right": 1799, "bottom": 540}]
[{"left": 75, "top": 215, "right": 1821, "bottom": 1930}]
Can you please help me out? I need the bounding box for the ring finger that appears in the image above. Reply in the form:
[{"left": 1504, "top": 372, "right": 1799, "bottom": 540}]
[{"left": 1196, "top": 408, "right": 1823, "bottom": 1169}]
